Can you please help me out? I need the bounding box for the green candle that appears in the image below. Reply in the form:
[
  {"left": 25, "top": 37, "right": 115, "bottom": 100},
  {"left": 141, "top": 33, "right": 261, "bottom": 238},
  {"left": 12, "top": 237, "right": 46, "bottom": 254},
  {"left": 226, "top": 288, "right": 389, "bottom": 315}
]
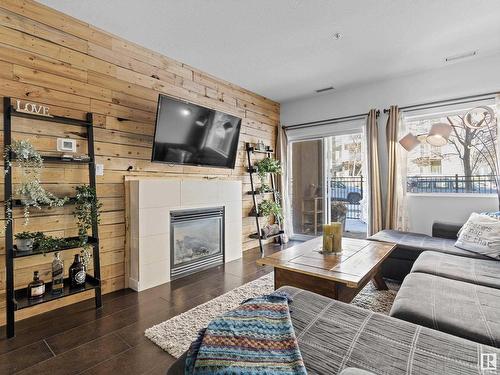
[
  {"left": 322, "top": 224, "right": 333, "bottom": 252},
  {"left": 331, "top": 222, "right": 342, "bottom": 253}
]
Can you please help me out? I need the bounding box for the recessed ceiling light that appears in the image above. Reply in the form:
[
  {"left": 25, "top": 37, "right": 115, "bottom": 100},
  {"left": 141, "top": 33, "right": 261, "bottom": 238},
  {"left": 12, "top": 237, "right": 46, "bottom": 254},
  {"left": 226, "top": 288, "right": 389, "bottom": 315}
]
[
  {"left": 333, "top": 33, "right": 342, "bottom": 40},
  {"left": 315, "top": 86, "right": 335, "bottom": 93},
  {"left": 445, "top": 50, "right": 477, "bottom": 62}
]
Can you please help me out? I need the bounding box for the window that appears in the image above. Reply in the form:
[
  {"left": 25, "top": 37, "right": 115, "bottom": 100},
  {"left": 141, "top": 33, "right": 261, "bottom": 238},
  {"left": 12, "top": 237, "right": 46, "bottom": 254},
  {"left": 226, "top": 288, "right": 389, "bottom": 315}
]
[
  {"left": 286, "top": 118, "right": 367, "bottom": 239},
  {"left": 404, "top": 103, "right": 498, "bottom": 194}
]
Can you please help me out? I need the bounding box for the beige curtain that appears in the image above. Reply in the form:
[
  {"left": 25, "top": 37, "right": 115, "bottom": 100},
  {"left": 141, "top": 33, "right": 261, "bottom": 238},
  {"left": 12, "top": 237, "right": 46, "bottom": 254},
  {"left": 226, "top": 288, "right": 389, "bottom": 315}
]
[
  {"left": 275, "top": 125, "right": 290, "bottom": 241},
  {"left": 366, "top": 109, "right": 382, "bottom": 235},
  {"left": 385, "top": 106, "right": 399, "bottom": 229},
  {"left": 496, "top": 94, "right": 500, "bottom": 211}
]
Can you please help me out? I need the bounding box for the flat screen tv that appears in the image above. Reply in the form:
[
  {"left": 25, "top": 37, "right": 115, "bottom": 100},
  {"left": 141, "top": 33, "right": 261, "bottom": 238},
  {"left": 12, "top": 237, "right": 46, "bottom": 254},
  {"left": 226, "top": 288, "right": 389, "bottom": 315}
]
[{"left": 151, "top": 94, "right": 242, "bottom": 169}]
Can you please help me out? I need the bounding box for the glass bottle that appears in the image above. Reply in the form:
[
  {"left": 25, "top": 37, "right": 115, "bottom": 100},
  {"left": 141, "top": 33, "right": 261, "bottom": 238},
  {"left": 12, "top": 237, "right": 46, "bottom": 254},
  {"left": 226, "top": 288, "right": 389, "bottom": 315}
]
[
  {"left": 69, "top": 254, "right": 86, "bottom": 289},
  {"left": 27, "top": 271, "right": 45, "bottom": 300},
  {"left": 51, "top": 252, "right": 64, "bottom": 295}
]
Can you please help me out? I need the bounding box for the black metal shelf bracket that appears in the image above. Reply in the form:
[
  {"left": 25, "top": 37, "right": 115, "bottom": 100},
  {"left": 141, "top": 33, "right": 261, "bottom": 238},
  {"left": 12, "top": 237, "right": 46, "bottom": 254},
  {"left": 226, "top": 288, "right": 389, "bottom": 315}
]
[{"left": 3, "top": 97, "right": 102, "bottom": 338}]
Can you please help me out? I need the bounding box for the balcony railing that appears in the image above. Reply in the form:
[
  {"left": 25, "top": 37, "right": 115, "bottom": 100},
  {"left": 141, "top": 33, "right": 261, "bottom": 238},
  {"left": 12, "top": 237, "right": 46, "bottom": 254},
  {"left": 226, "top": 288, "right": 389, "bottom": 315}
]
[
  {"left": 407, "top": 175, "right": 498, "bottom": 194},
  {"left": 330, "top": 176, "right": 363, "bottom": 219}
]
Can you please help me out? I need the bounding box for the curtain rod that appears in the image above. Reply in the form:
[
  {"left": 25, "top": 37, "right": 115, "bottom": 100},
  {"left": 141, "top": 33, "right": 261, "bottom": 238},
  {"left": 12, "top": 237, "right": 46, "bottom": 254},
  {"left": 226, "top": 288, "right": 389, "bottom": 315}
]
[
  {"left": 282, "top": 110, "right": 378, "bottom": 130},
  {"left": 382, "top": 91, "right": 498, "bottom": 114}
]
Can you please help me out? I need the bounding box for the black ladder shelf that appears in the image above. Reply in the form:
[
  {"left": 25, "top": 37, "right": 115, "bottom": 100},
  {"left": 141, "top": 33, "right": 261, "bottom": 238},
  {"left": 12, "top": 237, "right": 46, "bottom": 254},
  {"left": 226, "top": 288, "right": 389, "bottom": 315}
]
[
  {"left": 3, "top": 97, "right": 102, "bottom": 338},
  {"left": 246, "top": 142, "right": 283, "bottom": 253}
]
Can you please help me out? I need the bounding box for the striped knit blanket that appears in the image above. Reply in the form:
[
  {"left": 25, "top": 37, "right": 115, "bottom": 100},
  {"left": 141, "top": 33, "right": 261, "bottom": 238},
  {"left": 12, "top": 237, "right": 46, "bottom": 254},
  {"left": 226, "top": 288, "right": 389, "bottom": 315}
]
[{"left": 185, "top": 292, "right": 307, "bottom": 374}]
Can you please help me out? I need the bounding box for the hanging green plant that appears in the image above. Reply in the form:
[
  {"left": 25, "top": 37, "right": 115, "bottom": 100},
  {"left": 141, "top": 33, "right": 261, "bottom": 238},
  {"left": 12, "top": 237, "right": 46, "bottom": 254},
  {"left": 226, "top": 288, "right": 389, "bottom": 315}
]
[
  {"left": 253, "top": 157, "right": 281, "bottom": 192},
  {"left": 4, "top": 140, "right": 68, "bottom": 226},
  {"left": 258, "top": 199, "right": 283, "bottom": 221},
  {"left": 73, "top": 185, "right": 102, "bottom": 245},
  {"left": 18, "top": 180, "right": 68, "bottom": 223},
  {"left": 4, "top": 139, "right": 43, "bottom": 175}
]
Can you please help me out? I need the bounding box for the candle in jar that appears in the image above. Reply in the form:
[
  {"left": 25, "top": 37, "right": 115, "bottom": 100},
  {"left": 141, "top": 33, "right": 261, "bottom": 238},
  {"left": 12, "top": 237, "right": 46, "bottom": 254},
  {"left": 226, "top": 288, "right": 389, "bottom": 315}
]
[
  {"left": 322, "top": 224, "right": 333, "bottom": 252},
  {"left": 331, "top": 222, "right": 342, "bottom": 252}
]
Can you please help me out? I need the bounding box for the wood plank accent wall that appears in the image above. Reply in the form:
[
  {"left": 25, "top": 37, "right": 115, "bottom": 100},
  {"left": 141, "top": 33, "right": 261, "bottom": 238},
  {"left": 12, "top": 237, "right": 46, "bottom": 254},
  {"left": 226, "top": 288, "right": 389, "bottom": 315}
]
[{"left": 0, "top": 0, "right": 279, "bottom": 324}]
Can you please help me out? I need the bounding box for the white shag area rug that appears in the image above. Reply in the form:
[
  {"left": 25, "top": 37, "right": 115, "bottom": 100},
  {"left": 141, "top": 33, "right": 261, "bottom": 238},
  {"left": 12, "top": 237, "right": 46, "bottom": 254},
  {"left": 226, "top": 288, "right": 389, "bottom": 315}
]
[{"left": 145, "top": 272, "right": 399, "bottom": 358}]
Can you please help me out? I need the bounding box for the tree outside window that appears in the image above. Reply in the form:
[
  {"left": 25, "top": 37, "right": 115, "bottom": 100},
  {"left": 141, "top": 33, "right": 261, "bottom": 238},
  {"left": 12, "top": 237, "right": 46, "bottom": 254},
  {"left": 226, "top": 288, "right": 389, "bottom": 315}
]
[{"left": 405, "top": 104, "right": 498, "bottom": 195}]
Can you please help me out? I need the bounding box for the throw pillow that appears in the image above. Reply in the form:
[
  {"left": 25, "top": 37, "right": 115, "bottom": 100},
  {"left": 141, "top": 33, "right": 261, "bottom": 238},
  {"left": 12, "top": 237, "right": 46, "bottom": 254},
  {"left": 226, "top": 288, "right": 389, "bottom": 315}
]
[{"left": 455, "top": 213, "right": 500, "bottom": 259}]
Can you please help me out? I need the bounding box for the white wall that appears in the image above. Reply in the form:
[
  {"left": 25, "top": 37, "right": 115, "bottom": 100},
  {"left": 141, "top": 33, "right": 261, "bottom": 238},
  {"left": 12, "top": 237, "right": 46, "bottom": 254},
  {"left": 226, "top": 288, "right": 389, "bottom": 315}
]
[
  {"left": 407, "top": 194, "right": 497, "bottom": 234},
  {"left": 281, "top": 54, "right": 500, "bottom": 234}
]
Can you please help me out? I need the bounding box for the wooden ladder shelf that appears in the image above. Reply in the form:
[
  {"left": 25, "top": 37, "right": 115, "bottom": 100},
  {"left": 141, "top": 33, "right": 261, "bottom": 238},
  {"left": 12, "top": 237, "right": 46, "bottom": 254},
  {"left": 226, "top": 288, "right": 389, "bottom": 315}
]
[
  {"left": 3, "top": 97, "right": 102, "bottom": 338},
  {"left": 245, "top": 142, "right": 283, "bottom": 253}
]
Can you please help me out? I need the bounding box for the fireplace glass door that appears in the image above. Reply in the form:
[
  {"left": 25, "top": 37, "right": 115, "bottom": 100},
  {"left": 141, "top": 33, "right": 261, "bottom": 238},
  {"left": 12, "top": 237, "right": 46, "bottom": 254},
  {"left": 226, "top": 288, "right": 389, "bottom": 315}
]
[{"left": 170, "top": 207, "right": 224, "bottom": 279}]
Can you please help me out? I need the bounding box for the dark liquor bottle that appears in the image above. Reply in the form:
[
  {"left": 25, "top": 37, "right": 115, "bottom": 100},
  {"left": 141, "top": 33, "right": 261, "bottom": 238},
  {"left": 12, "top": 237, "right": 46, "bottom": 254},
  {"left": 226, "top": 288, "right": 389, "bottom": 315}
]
[
  {"left": 69, "top": 254, "right": 86, "bottom": 289},
  {"left": 27, "top": 271, "right": 45, "bottom": 300},
  {"left": 51, "top": 252, "right": 64, "bottom": 295}
]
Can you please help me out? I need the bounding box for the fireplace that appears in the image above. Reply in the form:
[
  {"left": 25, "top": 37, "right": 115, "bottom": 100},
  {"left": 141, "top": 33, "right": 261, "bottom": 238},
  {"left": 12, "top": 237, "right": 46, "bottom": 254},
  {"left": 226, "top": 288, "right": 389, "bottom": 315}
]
[{"left": 170, "top": 207, "right": 224, "bottom": 279}]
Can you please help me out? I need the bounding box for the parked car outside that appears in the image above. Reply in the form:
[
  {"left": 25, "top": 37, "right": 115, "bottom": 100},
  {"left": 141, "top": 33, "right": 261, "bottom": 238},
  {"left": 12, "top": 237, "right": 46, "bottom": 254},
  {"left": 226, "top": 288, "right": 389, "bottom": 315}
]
[{"left": 330, "top": 180, "right": 363, "bottom": 203}]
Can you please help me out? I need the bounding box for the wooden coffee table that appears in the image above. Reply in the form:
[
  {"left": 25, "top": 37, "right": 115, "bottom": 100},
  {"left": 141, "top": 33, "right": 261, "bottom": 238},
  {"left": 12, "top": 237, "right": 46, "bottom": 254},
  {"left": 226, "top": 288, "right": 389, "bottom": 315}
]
[{"left": 257, "top": 237, "right": 396, "bottom": 303}]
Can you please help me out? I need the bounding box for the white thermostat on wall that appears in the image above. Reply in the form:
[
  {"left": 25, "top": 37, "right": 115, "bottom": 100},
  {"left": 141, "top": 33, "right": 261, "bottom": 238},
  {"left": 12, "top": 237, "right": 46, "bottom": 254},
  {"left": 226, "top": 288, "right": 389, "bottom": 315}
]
[{"left": 57, "top": 138, "right": 76, "bottom": 152}]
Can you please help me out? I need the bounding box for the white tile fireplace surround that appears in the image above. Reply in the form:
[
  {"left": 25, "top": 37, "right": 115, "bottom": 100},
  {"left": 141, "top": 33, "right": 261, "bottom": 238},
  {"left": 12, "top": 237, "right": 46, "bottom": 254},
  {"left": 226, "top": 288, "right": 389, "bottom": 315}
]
[{"left": 127, "top": 179, "right": 242, "bottom": 291}]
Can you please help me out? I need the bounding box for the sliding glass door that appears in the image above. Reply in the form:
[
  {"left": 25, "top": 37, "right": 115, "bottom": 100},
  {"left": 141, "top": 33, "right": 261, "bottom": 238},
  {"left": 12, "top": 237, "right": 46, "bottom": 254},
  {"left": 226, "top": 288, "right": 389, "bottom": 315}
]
[
  {"left": 287, "top": 119, "right": 367, "bottom": 240},
  {"left": 326, "top": 133, "right": 367, "bottom": 237}
]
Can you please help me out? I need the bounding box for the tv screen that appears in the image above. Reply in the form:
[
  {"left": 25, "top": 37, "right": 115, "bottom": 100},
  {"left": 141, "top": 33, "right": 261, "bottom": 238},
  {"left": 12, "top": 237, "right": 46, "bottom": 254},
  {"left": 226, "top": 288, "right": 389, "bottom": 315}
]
[{"left": 151, "top": 94, "right": 242, "bottom": 169}]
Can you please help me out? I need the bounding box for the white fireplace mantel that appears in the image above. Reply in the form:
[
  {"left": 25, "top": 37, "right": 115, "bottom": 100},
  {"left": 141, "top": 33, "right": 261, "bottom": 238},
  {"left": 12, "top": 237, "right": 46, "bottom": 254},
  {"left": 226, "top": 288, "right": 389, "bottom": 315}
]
[{"left": 127, "top": 178, "right": 242, "bottom": 291}]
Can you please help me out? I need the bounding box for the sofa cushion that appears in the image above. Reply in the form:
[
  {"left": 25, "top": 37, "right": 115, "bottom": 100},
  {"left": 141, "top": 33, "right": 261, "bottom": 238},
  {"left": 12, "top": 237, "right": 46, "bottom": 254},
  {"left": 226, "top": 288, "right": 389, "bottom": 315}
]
[
  {"left": 168, "top": 285, "right": 500, "bottom": 374},
  {"left": 390, "top": 273, "right": 500, "bottom": 347},
  {"left": 369, "top": 229, "right": 488, "bottom": 260},
  {"left": 411, "top": 251, "right": 500, "bottom": 289}
]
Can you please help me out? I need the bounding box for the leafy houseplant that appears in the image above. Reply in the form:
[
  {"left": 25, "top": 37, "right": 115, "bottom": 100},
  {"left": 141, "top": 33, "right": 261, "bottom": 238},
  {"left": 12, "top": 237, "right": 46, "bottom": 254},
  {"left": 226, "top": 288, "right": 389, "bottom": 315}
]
[
  {"left": 13, "top": 231, "right": 92, "bottom": 266},
  {"left": 73, "top": 185, "right": 102, "bottom": 245},
  {"left": 258, "top": 199, "right": 283, "bottom": 222},
  {"left": 4, "top": 139, "right": 43, "bottom": 174},
  {"left": 4, "top": 140, "right": 68, "bottom": 226},
  {"left": 18, "top": 180, "right": 68, "bottom": 223},
  {"left": 254, "top": 157, "right": 281, "bottom": 193},
  {"left": 331, "top": 201, "right": 348, "bottom": 231}
]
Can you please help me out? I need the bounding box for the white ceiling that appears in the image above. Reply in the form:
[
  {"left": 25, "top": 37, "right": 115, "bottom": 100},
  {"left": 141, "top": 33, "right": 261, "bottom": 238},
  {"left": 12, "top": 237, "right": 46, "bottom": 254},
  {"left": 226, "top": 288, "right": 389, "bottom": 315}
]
[{"left": 39, "top": 0, "right": 500, "bottom": 103}]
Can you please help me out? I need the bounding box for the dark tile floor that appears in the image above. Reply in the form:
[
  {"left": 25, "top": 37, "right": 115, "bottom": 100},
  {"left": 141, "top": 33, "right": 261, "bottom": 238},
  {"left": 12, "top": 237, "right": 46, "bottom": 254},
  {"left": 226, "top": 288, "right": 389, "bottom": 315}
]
[{"left": 0, "top": 241, "right": 298, "bottom": 374}]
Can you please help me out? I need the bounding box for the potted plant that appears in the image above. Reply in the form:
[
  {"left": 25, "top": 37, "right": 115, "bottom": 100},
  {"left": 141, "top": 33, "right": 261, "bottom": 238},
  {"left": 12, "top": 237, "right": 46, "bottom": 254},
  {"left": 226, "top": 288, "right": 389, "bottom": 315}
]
[
  {"left": 253, "top": 157, "right": 281, "bottom": 193},
  {"left": 4, "top": 139, "right": 43, "bottom": 174},
  {"left": 14, "top": 231, "right": 37, "bottom": 252},
  {"left": 5, "top": 140, "right": 68, "bottom": 226},
  {"left": 18, "top": 180, "right": 68, "bottom": 224},
  {"left": 258, "top": 199, "right": 283, "bottom": 222},
  {"left": 73, "top": 185, "right": 102, "bottom": 245},
  {"left": 331, "top": 201, "right": 348, "bottom": 231}
]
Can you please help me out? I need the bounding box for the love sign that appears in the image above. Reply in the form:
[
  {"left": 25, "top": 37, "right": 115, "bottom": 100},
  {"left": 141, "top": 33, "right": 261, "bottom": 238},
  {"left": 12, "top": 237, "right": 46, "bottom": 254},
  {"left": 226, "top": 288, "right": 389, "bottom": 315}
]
[{"left": 15, "top": 100, "right": 52, "bottom": 117}]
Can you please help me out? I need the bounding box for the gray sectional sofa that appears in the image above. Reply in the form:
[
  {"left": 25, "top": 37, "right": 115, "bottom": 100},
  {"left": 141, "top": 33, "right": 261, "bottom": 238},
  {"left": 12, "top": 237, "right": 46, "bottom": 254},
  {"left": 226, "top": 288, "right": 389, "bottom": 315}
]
[
  {"left": 168, "top": 221, "right": 500, "bottom": 374},
  {"left": 168, "top": 286, "right": 500, "bottom": 374},
  {"left": 368, "top": 222, "right": 489, "bottom": 281}
]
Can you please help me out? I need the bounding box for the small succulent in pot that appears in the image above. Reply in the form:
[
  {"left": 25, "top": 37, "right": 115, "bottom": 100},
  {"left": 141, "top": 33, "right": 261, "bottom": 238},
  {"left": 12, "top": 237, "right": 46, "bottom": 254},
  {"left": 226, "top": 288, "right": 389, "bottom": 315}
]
[{"left": 14, "top": 231, "right": 37, "bottom": 252}]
